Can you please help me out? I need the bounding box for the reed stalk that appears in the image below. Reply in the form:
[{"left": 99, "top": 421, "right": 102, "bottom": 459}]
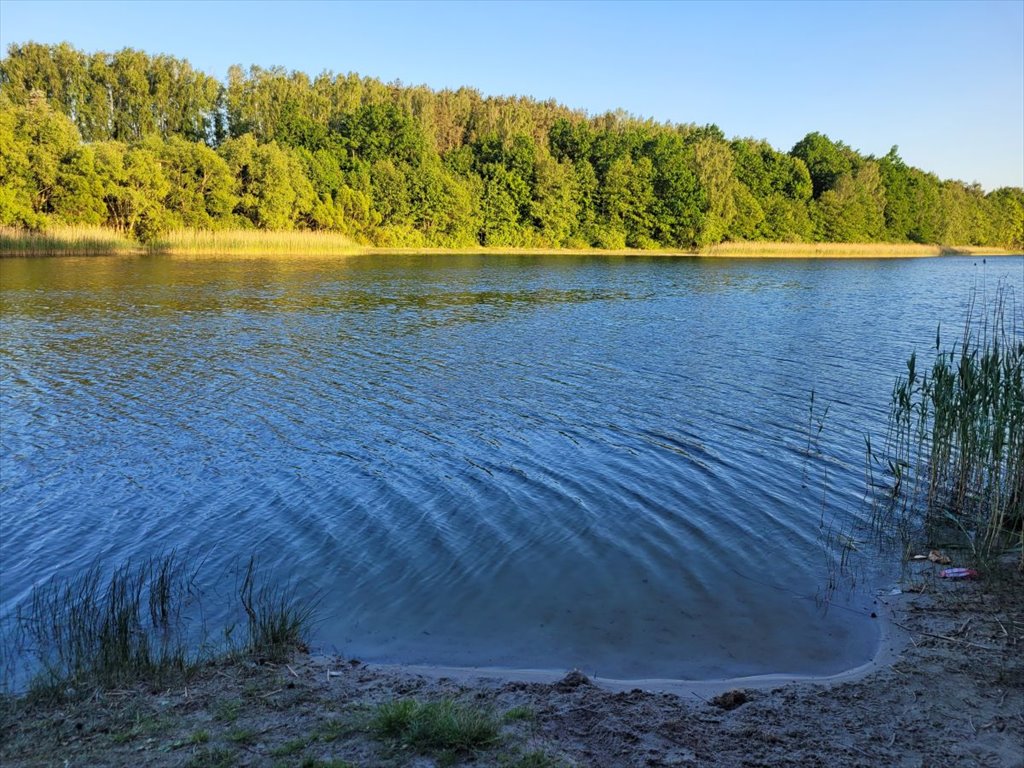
[
  {"left": 9, "top": 551, "right": 318, "bottom": 700},
  {"left": 155, "top": 228, "right": 359, "bottom": 256},
  {"left": 0, "top": 225, "right": 138, "bottom": 256},
  {"left": 871, "top": 285, "right": 1023, "bottom": 567}
]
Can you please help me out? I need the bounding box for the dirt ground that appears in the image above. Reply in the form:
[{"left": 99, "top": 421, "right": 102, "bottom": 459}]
[{"left": 2, "top": 564, "right": 1021, "bottom": 768}]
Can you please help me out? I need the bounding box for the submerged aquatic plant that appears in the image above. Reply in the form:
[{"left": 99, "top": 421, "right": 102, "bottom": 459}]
[{"left": 871, "top": 285, "right": 1023, "bottom": 567}]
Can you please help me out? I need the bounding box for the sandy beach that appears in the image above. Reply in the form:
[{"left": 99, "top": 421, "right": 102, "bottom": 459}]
[{"left": 2, "top": 560, "right": 1020, "bottom": 768}]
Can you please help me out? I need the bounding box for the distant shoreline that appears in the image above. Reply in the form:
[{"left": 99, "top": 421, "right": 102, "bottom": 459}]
[
  {"left": 365, "top": 243, "right": 1017, "bottom": 259},
  {"left": 1, "top": 226, "right": 1019, "bottom": 260}
]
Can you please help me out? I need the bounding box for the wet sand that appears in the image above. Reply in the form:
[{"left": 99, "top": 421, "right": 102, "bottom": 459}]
[{"left": 2, "top": 562, "right": 1020, "bottom": 767}]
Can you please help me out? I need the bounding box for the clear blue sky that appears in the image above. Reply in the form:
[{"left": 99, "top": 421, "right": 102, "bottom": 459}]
[{"left": 2, "top": 0, "right": 1022, "bottom": 190}]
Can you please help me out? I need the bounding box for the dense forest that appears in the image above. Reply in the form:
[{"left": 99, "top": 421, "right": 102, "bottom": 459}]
[{"left": 1, "top": 42, "right": 1021, "bottom": 249}]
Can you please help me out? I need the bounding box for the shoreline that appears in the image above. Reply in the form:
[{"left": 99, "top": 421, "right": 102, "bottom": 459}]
[
  {"left": 367, "top": 605, "right": 903, "bottom": 702},
  {"left": 3, "top": 566, "right": 1019, "bottom": 767},
  {"left": 2, "top": 226, "right": 1020, "bottom": 260}
]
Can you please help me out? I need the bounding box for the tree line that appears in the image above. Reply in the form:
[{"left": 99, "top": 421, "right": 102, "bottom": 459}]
[{"left": 1, "top": 41, "right": 1021, "bottom": 248}]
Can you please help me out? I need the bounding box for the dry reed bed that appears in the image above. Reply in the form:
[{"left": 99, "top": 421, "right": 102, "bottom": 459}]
[
  {"left": 0, "top": 225, "right": 140, "bottom": 256},
  {"left": 703, "top": 241, "right": 942, "bottom": 258},
  {"left": 158, "top": 228, "right": 359, "bottom": 257},
  {"left": 3, "top": 225, "right": 1017, "bottom": 259}
]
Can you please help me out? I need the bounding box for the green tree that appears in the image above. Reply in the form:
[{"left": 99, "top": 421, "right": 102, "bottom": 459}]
[
  {"left": 0, "top": 92, "right": 103, "bottom": 227},
  {"left": 791, "top": 132, "right": 854, "bottom": 198},
  {"left": 986, "top": 187, "right": 1024, "bottom": 250},
  {"left": 530, "top": 151, "right": 579, "bottom": 246},
  {"left": 92, "top": 140, "right": 172, "bottom": 240},
  {"left": 692, "top": 136, "right": 738, "bottom": 246},
  {"left": 1, "top": 43, "right": 221, "bottom": 143},
  {"left": 599, "top": 154, "right": 655, "bottom": 248},
  {"left": 155, "top": 135, "right": 236, "bottom": 228},
  {"left": 879, "top": 146, "right": 913, "bottom": 240},
  {"left": 813, "top": 162, "right": 886, "bottom": 242},
  {"left": 645, "top": 131, "right": 701, "bottom": 247},
  {"left": 480, "top": 166, "right": 526, "bottom": 246},
  {"left": 408, "top": 160, "right": 480, "bottom": 246},
  {"left": 218, "top": 133, "right": 314, "bottom": 229}
]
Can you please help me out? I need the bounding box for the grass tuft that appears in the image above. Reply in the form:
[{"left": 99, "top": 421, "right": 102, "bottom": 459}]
[
  {"left": 239, "top": 556, "right": 318, "bottom": 663},
  {"left": 185, "top": 746, "right": 236, "bottom": 768},
  {"left": 503, "top": 705, "right": 536, "bottom": 722},
  {"left": 370, "top": 697, "right": 501, "bottom": 753},
  {"left": 226, "top": 728, "right": 256, "bottom": 745}
]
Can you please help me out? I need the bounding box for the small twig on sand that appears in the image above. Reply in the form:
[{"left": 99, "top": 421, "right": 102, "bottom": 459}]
[
  {"left": 286, "top": 665, "right": 298, "bottom": 678},
  {"left": 259, "top": 688, "right": 282, "bottom": 698},
  {"left": 893, "top": 622, "right": 999, "bottom": 651},
  {"left": 848, "top": 744, "right": 874, "bottom": 759}
]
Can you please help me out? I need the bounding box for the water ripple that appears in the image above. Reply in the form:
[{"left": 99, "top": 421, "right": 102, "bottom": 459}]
[{"left": 2, "top": 253, "right": 1021, "bottom": 678}]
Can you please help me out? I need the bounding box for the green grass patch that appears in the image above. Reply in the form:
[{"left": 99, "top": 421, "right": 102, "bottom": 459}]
[
  {"left": 185, "top": 746, "right": 237, "bottom": 768},
  {"left": 503, "top": 705, "right": 535, "bottom": 722},
  {"left": 213, "top": 699, "right": 243, "bottom": 724},
  {"left": 371, "top": 697, "right": 501, "bottom": 754},
  {"left": 316, "top": 715, "right": 361, "bottom": 742},
  {"left": 226, "top": 727, "right": 257, "bottom": 745}
]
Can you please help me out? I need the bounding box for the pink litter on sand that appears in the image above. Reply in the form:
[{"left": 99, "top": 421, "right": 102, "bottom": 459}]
[{"left": 939, "top": 568, "right": 979, "bottom": 580}]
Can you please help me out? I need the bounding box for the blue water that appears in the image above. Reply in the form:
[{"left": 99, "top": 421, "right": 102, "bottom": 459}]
[{"left": 1, "top": 253, "right": 1020, "bottom": 678}]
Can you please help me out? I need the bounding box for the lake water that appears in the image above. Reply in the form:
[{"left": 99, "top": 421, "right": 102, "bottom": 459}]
[{"left": 2, "top": 253, "right": 1020, "bottom": 680}]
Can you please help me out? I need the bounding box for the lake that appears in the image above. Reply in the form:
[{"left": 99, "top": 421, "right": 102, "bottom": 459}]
[{"left": 1, "top": 253, "right": 1020, "bottom": 680}]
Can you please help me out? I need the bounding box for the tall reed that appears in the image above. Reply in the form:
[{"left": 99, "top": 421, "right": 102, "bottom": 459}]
[
  {"left": 0, "top": 225, "right": 138, "bottom": 256},
  {"left": 699, "top": 241, "right": 947, "bottom": 258},
  {"left": 10, "top": 551, "right": 318, "bottom": 700},
  {"left": 872, "top": 285, "right": 1023, "bottom": 566},
  {"left": 155, "top": 228, "right": 359, "bottom": 256},
  {"left": 238, "top": 556, "right": 319, "bottom": 663},
  {"left": 16, "top": 553, "right": 198, "bottom": 697}
]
